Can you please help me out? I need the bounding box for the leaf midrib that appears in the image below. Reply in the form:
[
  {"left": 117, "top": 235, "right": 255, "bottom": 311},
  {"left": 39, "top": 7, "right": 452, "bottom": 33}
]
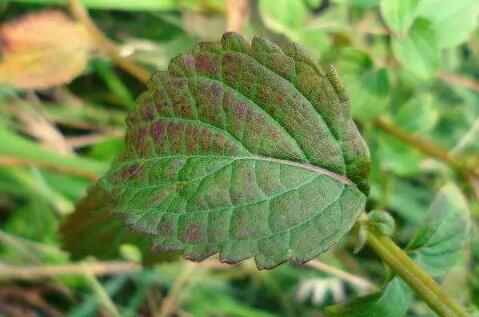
[
  {"left": 113, "top": 154, "right": 354, "bottom": 185},
  {"left": 117, "top": 177, "right": 349, "bottom": 241}
]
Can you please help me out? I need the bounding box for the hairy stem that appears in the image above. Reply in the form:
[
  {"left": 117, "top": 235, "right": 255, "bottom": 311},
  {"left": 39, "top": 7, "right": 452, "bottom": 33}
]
[
  {"left": 374, "top": 117, "right": 479, "bottom": 178},
  {"left": 67, "top": 0, "right": 152, "bottom": 84},
  {"left": 367, "top": 230, "right": 469, "bottom": 317}
]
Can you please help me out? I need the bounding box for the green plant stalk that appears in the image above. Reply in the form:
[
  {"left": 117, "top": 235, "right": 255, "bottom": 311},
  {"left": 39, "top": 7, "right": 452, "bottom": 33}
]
[
  {"left": 68, "top": 0, "right": 152, "bottom": 84},
  {"left": 83, "top": 268, "right": 121, "bottom": 317},
  {"left": 374, "top": 117, "right": 479, "bottom": 178},
  {"left": 367, "top": 230, "right": 469, "bottom": 317}
]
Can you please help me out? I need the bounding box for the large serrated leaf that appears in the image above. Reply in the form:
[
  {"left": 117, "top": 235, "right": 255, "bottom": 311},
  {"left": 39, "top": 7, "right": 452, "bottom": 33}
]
[{"left": 62, "top": 32, "right": 370, "bottom": 269}]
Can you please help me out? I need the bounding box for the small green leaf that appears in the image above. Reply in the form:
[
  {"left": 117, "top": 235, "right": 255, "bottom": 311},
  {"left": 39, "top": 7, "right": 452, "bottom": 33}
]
[
  {"left": 327, "top": 183, "right": 470, "bottom": 316},
  {"left": 353, "top": 220, "right": 368, "bottom": 254},
  {"left": 326, "top": 278, "right": 412, "bottom": 317},
  {"left": 63, "top": 32, "right": 370, "bottom": 269},
  {"left": 395, "top": 93, "right": 438, "bottom": 134},
  {"left": 407, "top": 183, "right": 470, "bottom": 278},
  {"left": 376, "top": 94, "right": 439, "bottom": 176},
  {"left": 391, "top": 18, "right": 439, "bottom": 79},
  {"left": 368, "top": 210, "right": 395, "bottom": 237},
  {"left": 299, "top": 29, "right": 331, "bottom": 59},
  {"left": 353, "top": 68, "right": 389, "bottom": 121},
  {"left": 188, "top": 282, "right": 278, "bottom": 317},
  {"left": 337, "top": 50, "right": 390, "bottom": 122},
  {"left": 417, "top": 0, "right": 479, "bottom": 48},
  {"left": 259, "top": 0, "right": 307, "bottom": 33},
  {"left": 60, "top": 186, "right": 178, "bottom": 264},
  {"left": 345, "top": 0, "right": 380, "bottom": 8},
  {"left": 387, "top": 179, "right": 433, "bottom": 223},
  {"left": 380, "top": 0, "right": 419, "bottom": 35},
  {"left": 376, "top": 133, "right": 422, "bottom": 176}
]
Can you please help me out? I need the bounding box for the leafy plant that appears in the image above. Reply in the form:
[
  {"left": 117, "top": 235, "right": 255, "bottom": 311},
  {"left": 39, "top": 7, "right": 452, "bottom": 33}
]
[
  {"left": 327, "top": 183, "right": 470, "bottom": 317},
  {"left": 1, "top": 0, "right": 478, "bottom": 316},
  {"left": 63, "top": 31, "right": 370, "bottom": 269},
  {"left": 61, "top": 32, "right": 470, "bottom": 317}
]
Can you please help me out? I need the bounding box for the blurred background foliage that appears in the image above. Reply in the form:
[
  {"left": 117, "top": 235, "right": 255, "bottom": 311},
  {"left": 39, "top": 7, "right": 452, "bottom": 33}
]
[{"left": 0, "top": 0, "right": 478, "bottom": 316}]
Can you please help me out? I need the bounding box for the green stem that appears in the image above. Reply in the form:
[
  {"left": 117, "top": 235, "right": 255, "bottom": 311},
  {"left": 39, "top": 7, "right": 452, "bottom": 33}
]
[
  {"left": 374, "top": 117, "right": 479, "bottom": 178},
  {"left": 83, "top": 267, "right": 121, "bottom": 317},
  {"left": 68, "top": 0, "right": 152, "bottom": 84},
  {"left": 367, "top": 230, "right": 469, "bottom": 317}
]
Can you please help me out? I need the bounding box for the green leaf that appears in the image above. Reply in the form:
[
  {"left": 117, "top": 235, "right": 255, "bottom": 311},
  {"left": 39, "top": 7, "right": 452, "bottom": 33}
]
[
  {"left": 395, "top": 93, "right": 438, "bottom": 134},
  {"left": 376, "top": 134, "right": 422, "bottom": 176},
  {"left": 368, "top": 210, "right": 395, "bottom": 237},
  {"left": 352, "top": 68, "right": 389, "bottom": 122},
  {"left": 417, "top": 0, "right": 479, "bottom": 48},
  {"left": 4, "top": 198, "right": 57, "bottom": 245},
  {"left": 326, "top": 278, "right": 412, "bottom": 317},
  {"left": 299, "top": 29, "right": 331, "bottom": 59},
  {"left": 380, "top": 0, "right": 419, "bottom": 35},
  {"left": 407, "top": 183, "right": 470, "bottom": 278},
  {"left": 64, "top": 32, "right": 370, "bottom": 269},
  {"left": 344, "top": 0, "right": 380, "bottom": 8},
  {"left": 188, "top": 283, "right": 278, "bottom": 317},
  {"left": 337, "top": 49, "right": 390, "bottom": 122},
  {"left": 60, "top": 186, "right": 178, "bottom": 264},
  {"left": 326, "top": 183, "right": 470, "bottom": 316},
  {"left": 259, "top": 0, "right": 307, "bottom": 36},
  {"left": 0, "top": 126, "right": 107, "bottom": 177},
  {"left": 391, "top": 18, "right": 439, "bottom": 79},
  {"left": 375, "top": 94, "right": 439, "bottom": 176}
]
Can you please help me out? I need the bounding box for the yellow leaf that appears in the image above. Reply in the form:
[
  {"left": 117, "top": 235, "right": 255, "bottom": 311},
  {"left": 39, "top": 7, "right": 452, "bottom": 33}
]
[{"left": 0, "top": 10, "right": 93, "bottom": 89}]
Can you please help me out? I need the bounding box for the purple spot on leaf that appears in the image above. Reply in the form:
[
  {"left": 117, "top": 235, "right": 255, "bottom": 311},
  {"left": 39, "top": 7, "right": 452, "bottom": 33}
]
[
  {"left": 141, "top": 104, "right": 156, "bottom": 121},
  {"left": 119, "top": 163, "right": 142, "bottom": 180},
  {"left": 159, "top": 220, "right": 174, "bottom": 236},
  {"left": 210, "top": 82, "right": 222, "bottom": 98},
  {"left": 182, "top": 54, "right": 195, "bottom": 72},
  {"left": 150, "top": 121, "right": 166, "bottom": 142},
  {"left": 196, "top": 54, "right": 218, "bottom": 76},
  {"left": 182, "top": 223, "right": 204, "bottom": 242}
]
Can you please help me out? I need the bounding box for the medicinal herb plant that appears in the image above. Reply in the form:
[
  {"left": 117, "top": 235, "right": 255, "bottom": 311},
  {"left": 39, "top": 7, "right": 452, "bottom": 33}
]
[{"left": 61, "top": 33, "right": 471, "bottom": 317}]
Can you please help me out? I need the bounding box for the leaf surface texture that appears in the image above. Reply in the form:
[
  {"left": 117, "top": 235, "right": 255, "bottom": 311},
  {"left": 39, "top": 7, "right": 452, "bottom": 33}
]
[{"left": 63, "top": 32, "right": 370, "bottom": 269}]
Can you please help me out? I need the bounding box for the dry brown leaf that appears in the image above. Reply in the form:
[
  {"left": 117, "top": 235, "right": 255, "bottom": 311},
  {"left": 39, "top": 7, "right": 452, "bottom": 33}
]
[{"left": 0, "top": 10, "right": 93, "bottom": 89}]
